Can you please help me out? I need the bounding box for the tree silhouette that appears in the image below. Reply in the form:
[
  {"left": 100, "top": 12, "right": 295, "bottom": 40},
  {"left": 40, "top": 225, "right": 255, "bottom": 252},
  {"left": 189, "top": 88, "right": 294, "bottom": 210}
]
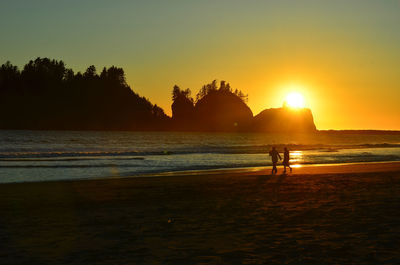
[
  {"left": 0, "top": 61, "right": 20, "bottom": 91},
  {"left": 171, "top": 85, "right": 195, "bottom": 130},
  {"left": 195, "top": 80, "right": 247, "bottom": 103},
  {"left": 0, "top": 58, "right": 169, "bottom": 130},
  {"left": 170, "top": 80, "right": 252, "bottom": 131}
]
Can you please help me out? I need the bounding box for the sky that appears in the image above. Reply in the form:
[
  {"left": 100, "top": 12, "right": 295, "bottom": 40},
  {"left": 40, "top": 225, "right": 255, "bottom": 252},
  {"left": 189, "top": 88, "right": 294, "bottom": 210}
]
[{"left": 1, "top": 0, "right": 399, "bottom": 130}]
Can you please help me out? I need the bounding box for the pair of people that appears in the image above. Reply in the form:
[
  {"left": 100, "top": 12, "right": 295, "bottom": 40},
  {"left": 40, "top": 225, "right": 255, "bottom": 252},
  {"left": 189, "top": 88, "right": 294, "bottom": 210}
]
[{"left": 269, "top": 147, "right": 292, "bottom": 175}]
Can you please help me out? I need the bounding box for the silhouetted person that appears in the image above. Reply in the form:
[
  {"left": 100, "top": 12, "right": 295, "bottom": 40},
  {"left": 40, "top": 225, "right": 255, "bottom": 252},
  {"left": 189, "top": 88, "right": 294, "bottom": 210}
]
[
  {"left": 269, "top": 146, "right": 281, "bottom": 175},
  {"left": 283, "top": 147, "right": 292, "bottom": 173}
]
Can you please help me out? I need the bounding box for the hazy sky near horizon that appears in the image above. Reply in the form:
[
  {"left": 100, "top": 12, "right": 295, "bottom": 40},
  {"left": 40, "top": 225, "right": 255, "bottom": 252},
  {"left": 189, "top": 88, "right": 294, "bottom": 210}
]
[{"left": 1, "top": 0, "right": 400, "bottom": 130}]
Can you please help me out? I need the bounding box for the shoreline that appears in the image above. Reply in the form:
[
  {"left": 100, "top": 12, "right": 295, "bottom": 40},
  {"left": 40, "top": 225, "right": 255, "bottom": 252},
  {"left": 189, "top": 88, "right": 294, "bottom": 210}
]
[
  {"left": 1, "top": 160, "right": 400, "bottom": 185},
  {"left": 146, "top": 160, "right": 400, "bottom": 178}
]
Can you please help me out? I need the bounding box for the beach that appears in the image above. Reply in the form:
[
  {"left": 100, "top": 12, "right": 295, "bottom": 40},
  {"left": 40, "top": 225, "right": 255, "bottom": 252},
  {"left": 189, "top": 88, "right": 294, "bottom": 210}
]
[{"left": 1, "top": 162, "right": 400, "bottom": 264}]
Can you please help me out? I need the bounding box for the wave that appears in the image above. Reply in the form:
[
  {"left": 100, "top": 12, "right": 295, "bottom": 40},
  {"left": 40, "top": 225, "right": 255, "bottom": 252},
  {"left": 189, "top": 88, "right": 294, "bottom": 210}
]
[
  {"left": 1, "top": 143, "right": 400, "bottom": 159},
  {"left": 0, "top": 164, "right": 141, "bottom": 168},
  {"left": 0, "top": 157, "right": 145, "bottom": 162},
  {"left": 358, "top": 143, "right": 400, "bottom": 148},
  {"left": 1, "top": 154, "right": 399, "bottom": 169},
  {"left": 0, "top": 151, "right": 151, "bottom": 159}
]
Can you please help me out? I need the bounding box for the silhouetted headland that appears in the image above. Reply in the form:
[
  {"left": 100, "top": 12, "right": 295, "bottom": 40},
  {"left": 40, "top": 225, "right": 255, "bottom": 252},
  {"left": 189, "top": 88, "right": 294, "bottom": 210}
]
[
  {"left": 0, "top": 58, "right": 169, "bottom": 130},
  {"left": 0, "top": 58, "right": 318, "bottom": 132},
  {"left": 171, "top": 80, "right": 253, "bottom": 132},
  {"left": 253, "top": 107, "right": 316, "bottom": 133}
]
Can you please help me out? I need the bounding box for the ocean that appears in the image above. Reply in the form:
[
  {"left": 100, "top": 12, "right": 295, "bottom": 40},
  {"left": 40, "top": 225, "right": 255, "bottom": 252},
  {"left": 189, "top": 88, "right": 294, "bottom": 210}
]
[{"left": 1, "top": 130, "right": 400, "bottom": 183}]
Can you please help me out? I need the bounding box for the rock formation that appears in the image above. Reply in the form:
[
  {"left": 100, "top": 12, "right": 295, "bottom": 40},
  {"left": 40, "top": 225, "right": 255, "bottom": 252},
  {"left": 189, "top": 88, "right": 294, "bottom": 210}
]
[{"left": 253, "top": 107, "right": 317, "bottom": 132}]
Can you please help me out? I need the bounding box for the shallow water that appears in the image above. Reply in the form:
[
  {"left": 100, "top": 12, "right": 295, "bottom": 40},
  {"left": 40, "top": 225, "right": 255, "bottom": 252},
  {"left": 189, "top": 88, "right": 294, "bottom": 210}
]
[{"left": 1, "top": 130, "right": 400, "bottom": 183}]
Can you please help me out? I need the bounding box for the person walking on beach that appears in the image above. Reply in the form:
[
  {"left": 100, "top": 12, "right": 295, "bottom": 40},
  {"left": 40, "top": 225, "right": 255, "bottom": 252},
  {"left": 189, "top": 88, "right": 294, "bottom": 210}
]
[
  {"left": 269, "top": 146, "right": 281, "bottom": 175},
  {"left": 283, "top": 147, "right": 292, "bottom": 173}
]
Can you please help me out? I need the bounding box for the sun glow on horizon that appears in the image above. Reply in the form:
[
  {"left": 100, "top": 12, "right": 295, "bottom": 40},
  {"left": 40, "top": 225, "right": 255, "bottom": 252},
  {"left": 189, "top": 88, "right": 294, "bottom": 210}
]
[{"left": 285, "top": 92, "right": 305, "bottom": 109}]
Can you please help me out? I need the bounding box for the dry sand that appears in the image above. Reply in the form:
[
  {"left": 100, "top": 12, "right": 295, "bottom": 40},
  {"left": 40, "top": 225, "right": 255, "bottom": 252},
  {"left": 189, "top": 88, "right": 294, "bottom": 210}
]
[{"left": 1, "top": 162, "right": 400, "bottom": 264}]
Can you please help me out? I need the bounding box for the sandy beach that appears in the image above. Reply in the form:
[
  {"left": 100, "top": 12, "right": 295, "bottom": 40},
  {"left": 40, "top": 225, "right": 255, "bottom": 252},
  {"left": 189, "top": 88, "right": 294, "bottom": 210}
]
[{"left": 1, "top": 162, "right": 400, "bottom": 264}]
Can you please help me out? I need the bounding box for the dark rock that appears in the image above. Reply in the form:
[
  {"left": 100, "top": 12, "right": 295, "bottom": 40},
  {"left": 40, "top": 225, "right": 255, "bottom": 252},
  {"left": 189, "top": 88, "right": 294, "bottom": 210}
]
[
  {"left": 253, "top": 107, "right": 317, "bottom": 132},
  {"left": 194, "top": 90, "right": 253, "bottom": 132}
]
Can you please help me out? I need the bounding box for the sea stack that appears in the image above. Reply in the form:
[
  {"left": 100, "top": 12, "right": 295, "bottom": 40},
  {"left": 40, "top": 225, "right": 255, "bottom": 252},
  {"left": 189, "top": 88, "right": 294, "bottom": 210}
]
[{"left": 253, "top": 106, "right": 317, "bottom": 132}]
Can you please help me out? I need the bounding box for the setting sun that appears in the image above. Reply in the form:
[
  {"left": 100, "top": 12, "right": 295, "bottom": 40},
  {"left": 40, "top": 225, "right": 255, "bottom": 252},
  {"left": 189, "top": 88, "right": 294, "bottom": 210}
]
[{"left": 285, "top": 92, "right": 305, "bottom": 109}]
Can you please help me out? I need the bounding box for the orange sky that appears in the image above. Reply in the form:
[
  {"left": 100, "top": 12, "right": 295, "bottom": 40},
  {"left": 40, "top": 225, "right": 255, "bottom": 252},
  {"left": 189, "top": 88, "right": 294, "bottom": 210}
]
[{"left": 1, "top": 1, "right": 399, "bottom": 130}]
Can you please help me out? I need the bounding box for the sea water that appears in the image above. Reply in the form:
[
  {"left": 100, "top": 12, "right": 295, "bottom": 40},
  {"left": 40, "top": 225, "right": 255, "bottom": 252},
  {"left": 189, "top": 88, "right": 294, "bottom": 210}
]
[{"left": 1, "top": 130, "right": 400, "bottom": 183}]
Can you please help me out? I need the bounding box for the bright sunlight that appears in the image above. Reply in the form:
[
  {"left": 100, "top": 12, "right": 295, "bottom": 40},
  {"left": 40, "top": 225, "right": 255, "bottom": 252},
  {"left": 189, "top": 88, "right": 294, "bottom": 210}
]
[{"left": 285, "top": 92, "right": 305, "bottom": 109}]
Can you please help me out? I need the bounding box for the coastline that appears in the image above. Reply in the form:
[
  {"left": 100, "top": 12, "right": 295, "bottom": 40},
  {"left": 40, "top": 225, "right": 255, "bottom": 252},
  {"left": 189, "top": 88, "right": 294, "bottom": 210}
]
[
  {"left": 1, "top": 160, "right": 400, "bottom": 185},
  {"left": 146, "top": 161, "right": 400, "bottom": 179},
  {"left": 1, "top": 161, "right": 400, "bottom": 264}
]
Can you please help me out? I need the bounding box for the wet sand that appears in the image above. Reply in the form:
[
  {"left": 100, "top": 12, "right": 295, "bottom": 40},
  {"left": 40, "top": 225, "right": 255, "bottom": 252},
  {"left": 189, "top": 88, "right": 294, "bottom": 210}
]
[{"left": 1, "top": 162, "right": 400, "bottom": 264}]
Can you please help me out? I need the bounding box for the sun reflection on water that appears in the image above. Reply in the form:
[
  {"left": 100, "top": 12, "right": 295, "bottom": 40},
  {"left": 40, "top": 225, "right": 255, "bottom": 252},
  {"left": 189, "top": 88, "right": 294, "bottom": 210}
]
[{"left": 290, "top": 150, "right": 303, "bottom": 168}]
